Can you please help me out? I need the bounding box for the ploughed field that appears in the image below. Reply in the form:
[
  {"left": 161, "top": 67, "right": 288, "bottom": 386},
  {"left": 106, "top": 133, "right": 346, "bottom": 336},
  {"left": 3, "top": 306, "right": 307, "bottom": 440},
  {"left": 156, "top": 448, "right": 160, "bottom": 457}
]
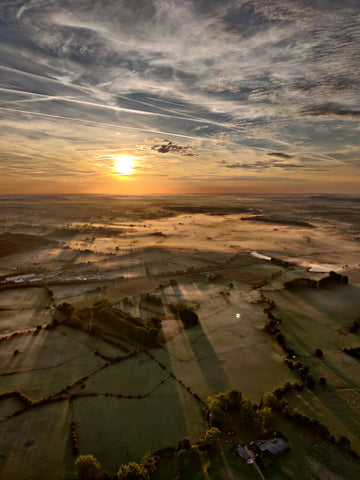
[{"left": 1, "top": 194, "right": 360, "bottom": 480}]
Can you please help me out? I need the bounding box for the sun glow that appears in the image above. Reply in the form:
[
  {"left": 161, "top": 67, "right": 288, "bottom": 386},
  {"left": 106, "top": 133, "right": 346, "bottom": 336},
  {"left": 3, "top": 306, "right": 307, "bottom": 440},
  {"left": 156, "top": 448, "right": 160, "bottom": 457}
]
[{"left": 114, "top": 155, "right": 135, "bottom": 175}]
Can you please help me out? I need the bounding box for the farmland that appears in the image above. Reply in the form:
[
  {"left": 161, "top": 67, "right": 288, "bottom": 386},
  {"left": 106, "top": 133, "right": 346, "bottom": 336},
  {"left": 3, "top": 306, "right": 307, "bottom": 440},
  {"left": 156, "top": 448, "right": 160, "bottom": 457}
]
[{"left": 1, "top": 194, "right": 360, "bottom": 479}]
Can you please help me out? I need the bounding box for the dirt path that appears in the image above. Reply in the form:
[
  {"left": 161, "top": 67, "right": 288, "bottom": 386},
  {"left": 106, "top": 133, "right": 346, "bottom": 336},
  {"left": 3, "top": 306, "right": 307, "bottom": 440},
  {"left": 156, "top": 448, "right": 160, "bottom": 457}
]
[{"left": 254, "top": 460, "right": 266, "bottom": 480}]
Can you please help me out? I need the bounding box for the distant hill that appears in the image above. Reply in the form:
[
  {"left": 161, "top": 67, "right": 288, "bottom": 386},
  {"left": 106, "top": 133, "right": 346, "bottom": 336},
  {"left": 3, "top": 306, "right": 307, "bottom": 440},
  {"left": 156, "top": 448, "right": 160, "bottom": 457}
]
[{"left": 0, "top": 232, "right": 56, "bottom": 257}]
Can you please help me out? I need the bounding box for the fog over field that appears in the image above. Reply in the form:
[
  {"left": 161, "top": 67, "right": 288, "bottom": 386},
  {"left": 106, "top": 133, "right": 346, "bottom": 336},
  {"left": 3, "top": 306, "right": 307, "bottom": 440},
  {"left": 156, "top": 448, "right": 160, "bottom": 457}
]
[{"left": 0, "top": 194, "right": 360, "bottom": 479}]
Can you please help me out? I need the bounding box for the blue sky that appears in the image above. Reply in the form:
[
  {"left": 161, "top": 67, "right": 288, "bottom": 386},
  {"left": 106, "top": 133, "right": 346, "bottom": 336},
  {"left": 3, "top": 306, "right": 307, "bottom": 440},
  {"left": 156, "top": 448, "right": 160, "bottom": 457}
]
[{"left": 0, "top": 0, "right": 359, "bottom": 193}]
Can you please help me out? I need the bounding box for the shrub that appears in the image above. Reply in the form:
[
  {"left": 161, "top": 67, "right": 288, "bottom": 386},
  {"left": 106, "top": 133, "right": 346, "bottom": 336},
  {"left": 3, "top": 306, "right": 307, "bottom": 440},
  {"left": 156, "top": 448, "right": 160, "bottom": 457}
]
[
  {"left": 197, "top": 427, "right": 221, "bottom": 450},
  {"left": 117, "top": 461, "right": 150, "bottom": 480},
  {"left": 178, "top": 437, "right": 191, "bottom": 451},
  {"left": 314, "top": 348, "right": 323, "bottom": 358},
  {"left": 349, "top": 319, "right": 360, "bottom": 333},
  {"left": 75, "top": 455, "right": 101, "bottom": 480}
]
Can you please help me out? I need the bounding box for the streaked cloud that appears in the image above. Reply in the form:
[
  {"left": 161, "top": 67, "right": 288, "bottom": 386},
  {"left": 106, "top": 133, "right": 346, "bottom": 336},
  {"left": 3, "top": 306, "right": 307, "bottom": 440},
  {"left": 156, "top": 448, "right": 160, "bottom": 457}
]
[{"left": 0, "top": 0, "right": 359, "bottom": 193}]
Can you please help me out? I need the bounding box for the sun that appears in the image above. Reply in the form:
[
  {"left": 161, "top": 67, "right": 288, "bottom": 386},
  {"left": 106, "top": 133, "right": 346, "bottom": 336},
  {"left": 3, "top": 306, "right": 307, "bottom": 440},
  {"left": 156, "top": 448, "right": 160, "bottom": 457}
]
[{"left": 114, "top": 155, "right": 135, "bottom": 175}]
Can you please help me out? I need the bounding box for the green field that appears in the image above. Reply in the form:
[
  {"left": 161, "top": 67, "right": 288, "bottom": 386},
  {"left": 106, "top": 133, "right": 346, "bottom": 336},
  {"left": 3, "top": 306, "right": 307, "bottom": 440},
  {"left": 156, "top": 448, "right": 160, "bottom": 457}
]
[
  {"left": 1, "top": 195, "right": 360, "bottom": 479},
  {"left": 0, "top": 329, "right": 123, "bottom": 400},
  {"left": 0, "top": 287, "right": 52, "bottom": 334},
  {"left": 0, "top": 400, "right": 74, "bottom": 480},
  {"left": 74, "top": 380, "right": 206, "bottom": 473},
  {"left": 267, "top": 284, "right": 360, "bottom": 454},
  {"left": 152, "top": 286, "right": 297, "bottom": 402}
]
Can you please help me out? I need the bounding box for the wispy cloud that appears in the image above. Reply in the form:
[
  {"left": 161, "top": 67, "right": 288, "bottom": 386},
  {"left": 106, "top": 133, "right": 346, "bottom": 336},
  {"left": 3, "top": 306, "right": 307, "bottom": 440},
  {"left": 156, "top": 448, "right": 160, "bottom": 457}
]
[{"left": 0, "top": 0, "right": 359, "bottom": 192}]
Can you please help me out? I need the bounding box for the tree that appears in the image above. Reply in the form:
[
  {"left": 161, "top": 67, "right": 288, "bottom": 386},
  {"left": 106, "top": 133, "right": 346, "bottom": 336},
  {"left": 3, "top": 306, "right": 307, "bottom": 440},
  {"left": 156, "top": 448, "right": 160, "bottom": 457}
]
[
  {"left": 178, "top": 437, "right": 191, "bottom": 450},
  {"left": 262, "top": 392, "right": 277, "bottom": 409},
  {"left": 314, "top": 348, "right": 323, "bottom": 358},
  {"left": 304, "top": 374, "right": 315, "bottom": 389},
  {"left": 338, "top": 436, "right": 351, "bottom": 448},
  {"left": 198, "top": 427, "right": 221, "bottom": 450},
  {"left": 117, "top": 462, "right": 150, "bottom": 480},
  {"left": 140, "top": 455, "right": 157, "bottom": 477},
  {"left": 75, "top": 455, "right": 101, "bottom": 480},
  {"left": 255, "top": 407, "right": 272, "bottom": 432},
  {"left": 226, "top": 389, "right": 242, "bottom": 410}
]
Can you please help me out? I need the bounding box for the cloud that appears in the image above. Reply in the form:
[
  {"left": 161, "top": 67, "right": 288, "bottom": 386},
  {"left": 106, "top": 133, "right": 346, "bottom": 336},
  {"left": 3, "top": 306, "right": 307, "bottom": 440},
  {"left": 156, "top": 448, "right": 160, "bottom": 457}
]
[
  {"left": 0, "top": 0, "right": 359, "bottom": 191},
  {"left": 221, "top": 158, "right": 326, "bottom": 172},
  {"left": 267, "top": 152, "right": 294, "bottom": 159},
  {"left": 302, "top": 103, "right": 360, "bottom": 118},
  {"left": 151, "top": 140, "right": 196, "bottom": 156}
]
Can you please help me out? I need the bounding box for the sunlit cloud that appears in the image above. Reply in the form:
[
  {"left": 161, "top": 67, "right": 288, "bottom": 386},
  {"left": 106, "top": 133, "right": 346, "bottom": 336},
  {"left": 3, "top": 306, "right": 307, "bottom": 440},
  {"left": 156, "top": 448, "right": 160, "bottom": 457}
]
[{"left": 0, "top": 0, "right": 359, "bottom": 193}]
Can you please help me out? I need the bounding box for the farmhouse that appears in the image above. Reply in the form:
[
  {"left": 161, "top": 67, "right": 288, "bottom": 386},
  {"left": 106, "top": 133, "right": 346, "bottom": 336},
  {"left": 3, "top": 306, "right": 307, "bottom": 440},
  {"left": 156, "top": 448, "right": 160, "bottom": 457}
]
[
  {"left": 234, "top": 445, "right": 254, "bottom": 464},
  {"left": 259, "top": 438, "right": 289, "bottom": 457}
]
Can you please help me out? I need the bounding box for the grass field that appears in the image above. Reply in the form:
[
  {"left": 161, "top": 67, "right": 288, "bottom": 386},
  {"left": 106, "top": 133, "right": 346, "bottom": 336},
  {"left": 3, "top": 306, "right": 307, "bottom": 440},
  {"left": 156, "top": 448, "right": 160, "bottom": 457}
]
[
  {"left": 1, "top": 196, "right": 360, "bottom": 479},
  {"left": 0, "top": 400, "right": 74, "bottom": 480},
  {"left": 0, "top": 287, "right": 52, "bottom": 334},
  {"left": 81, "top": 352, "right": 170, "bottom": 397},
  {"left": 0, "top": 329, "right": 107, "bottom": 400},
  {"left": 74, "top": 379, "right": 206, "bottom": 474},
  {"left": 266, "top": 285, "right": 360, "bottom": 455},
  {"left": 0, "top": 396, "right": 24, "bottom": 421},
  {"left": 151, "top": 285, "right": 297, "bottom": 402},
  {"left": 284, "top": 386, "right": 360, "bottom": 454}
]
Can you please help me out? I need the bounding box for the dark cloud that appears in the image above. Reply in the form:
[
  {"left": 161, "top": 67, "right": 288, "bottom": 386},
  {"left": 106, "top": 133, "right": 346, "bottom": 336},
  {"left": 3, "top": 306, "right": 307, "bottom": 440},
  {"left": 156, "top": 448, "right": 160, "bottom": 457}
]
[
  {"left": 302, "top": 103, "right": 360, "bottom": 117},
  {"left": 221, "top": 159, "right": 325, "bottom": 172},
  {"left": 268, "top": 152, "right": 294, "bottom": 159},
  {"left": 151, "top": 140, "right": 196, "bottom": 156}
]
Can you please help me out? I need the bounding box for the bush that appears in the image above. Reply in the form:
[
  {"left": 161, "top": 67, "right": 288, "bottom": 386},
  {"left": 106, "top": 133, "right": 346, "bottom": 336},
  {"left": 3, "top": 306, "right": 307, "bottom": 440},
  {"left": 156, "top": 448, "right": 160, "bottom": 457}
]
[
  {"left": 75, "top": 455, "right": 101, "bottom": 480},
  {"left": 349, "top": 319, "right": 360, "bottom": 333},
  {"left": 117, "top": 461, "right": 150, "bottom": 480},
  {"left": 178, "top": 437, "right": 191, "bottom": 451},
  {"left": 197, "top": 427, "right": 221, "bottom": 450},
  {"left": 314, "top": 348, "right": 323, "bottom": 358}
]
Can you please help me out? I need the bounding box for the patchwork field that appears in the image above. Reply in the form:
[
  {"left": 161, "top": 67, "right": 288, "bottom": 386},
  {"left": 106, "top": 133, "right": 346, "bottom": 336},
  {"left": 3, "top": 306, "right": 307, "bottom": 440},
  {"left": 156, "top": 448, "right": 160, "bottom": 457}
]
[
  {"left": 1, "top": 194, "right": 360, "bottom": 479},
  {"left": 74, "top": 380, "right": 206, "bottom": 472}
]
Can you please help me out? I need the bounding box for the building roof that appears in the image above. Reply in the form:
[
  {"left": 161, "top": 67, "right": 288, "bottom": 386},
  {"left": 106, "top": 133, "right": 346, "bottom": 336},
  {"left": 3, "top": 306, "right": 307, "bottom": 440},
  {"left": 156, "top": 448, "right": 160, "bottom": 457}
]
[
  {"left": 235, "top": 445, "right": 252, "bottom": 461},
  {"left": 259, "top": 438, "right": 289, "bottom": 456}
]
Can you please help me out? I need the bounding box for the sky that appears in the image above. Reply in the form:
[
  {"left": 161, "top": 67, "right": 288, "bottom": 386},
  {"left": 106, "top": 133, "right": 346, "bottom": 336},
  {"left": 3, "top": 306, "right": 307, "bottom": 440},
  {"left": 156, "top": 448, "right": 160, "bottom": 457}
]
[{"left": 0, "top": 0, "right": 359, "bottom": 194}]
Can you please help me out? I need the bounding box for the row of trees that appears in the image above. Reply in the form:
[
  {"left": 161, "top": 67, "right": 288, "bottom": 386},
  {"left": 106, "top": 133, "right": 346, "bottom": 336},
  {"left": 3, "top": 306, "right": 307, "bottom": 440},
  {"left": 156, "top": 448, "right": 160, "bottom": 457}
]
[
  {"left": 284, "top": 272, "right": 348, "bottom": 289},
  {"left": 261, "top": 295, "right": 325, "bottom": 389},
  {"left": 55, "top": 300, "right": 162, "bottom": 347},
  {"left": 75, "top": 454, "right": 157, "bottom": 480}
]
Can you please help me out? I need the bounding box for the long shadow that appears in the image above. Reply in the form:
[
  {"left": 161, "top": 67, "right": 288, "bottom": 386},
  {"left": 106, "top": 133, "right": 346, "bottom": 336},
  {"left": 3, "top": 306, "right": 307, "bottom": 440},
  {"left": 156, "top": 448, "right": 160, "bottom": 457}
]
[
  {"left": 182, "top": 321, "right": 230, "bottom": 395},
  {"left": 158, "top": 280, "right": 229, "bottom": 396}
]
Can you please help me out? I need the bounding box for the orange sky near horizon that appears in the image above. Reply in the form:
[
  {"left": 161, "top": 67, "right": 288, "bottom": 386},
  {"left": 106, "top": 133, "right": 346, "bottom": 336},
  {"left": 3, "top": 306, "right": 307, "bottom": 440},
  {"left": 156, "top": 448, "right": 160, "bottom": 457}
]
[{"left": 0, "top": 1, "right": 359, "bottom": 195}]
